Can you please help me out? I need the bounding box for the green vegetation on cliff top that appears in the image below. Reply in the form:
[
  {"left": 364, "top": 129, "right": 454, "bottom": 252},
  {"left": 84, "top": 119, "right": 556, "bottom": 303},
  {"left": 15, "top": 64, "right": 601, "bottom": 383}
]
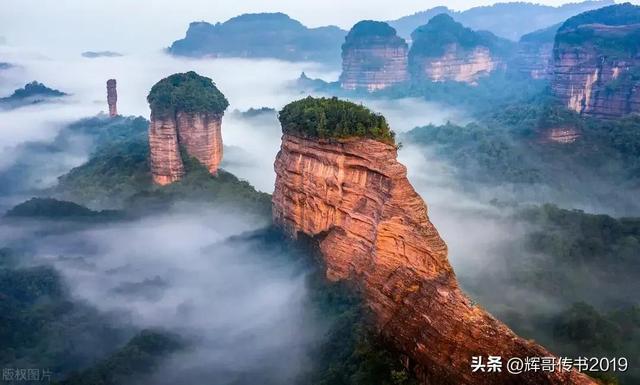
[
  {"left": 278, "top": 96, "right": 395, "bottom": 144},
  {"left": 147, "top": 71, "right": 229, "bottom": 116},
  {"left": 555, "top": 3, "right": 640, "bottom": 56},
  {"left": 409, "top": 14, "right": 513, "bottom": 58},
  {"left": 342, "top": 21, "right": 406, "bottom": 49}
]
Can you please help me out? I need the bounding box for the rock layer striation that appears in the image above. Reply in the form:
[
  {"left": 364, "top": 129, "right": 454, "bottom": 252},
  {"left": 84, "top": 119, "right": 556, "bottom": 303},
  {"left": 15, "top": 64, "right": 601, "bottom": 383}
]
[
  {"left": 408, "top": 14, "right": 511, "bottom": 85},
  {"left": 551, "top": 4, "right": 640, "bottom": 117},
  {"left": 413, "top": 45, "right": 502, "bottom": 84},
  {"left": 340, "top": 21, "right": 408, "bottom": 91},
  {"left": 147, "top": 72, "right": 228, "bottom": 185},
  {"left": 272, "top": 133, "right": 596, "bottom": 385}
]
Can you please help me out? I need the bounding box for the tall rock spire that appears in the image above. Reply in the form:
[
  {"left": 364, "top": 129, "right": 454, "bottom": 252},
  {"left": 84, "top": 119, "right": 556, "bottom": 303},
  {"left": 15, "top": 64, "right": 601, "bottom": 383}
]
[
  {"left": 106, "top": 79, "right": 117, "bottom": 117},
  {"left": 147, "top": 71, "right": 229, "bottom": 185}
]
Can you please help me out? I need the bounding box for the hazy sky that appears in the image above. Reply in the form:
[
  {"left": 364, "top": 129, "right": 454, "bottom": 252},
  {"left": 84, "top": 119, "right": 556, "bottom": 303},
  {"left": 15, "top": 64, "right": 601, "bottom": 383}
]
[{"left": 1, "top": 0, "right": 635, "bottom": 52}]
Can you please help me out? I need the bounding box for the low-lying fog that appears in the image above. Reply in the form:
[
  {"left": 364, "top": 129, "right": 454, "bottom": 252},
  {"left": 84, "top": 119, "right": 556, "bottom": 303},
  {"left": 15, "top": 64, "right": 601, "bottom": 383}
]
[
  {"left": 0, "top": 41, "right": 578, "bottom": 378},
  {"left": 0, "top": 43, "right": 544, "bottom": 303},
  {"left": 0, "top": 205, "right": 322, "bottom": 383},
  {"left": 0, "top": 45, "right": 467, "bottom": 194}
]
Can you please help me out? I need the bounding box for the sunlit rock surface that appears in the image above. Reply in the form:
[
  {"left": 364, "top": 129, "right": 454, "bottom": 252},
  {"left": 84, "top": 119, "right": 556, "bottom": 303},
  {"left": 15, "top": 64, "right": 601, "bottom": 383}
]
[
  {"left": 409, "top": 14, "right": 510, "bottom": 85},
  {"left": 147, "top": 72, "right": 228, "bottom": 185},
  {"left": 272, "top": 133, "right": 596, "bottom": 385}
]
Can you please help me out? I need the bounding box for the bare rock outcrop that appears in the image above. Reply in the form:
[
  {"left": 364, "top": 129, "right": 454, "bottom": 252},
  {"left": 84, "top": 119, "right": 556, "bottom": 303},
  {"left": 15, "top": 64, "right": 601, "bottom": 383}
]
[
  {"left": 107, "top": 79, "right": 117, "bottom": 117},
  {"left": 147, "top": 71, "right": 228, "bottom": 185},
  {"left": 272, "top": 97, "right": 597, "bottom": 385},
  {"left": 339, "top": 21, "right": 408, "bottom": 91},
  {"left": 409, "top": 14, "right": 511, "bottom": 85},
  {"left": 551, "top": 3, "right": 640, "bottom": 118}
]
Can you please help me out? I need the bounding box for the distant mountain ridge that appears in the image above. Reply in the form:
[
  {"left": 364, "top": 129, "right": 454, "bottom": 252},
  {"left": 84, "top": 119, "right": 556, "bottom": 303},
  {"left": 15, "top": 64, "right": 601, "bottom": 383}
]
[
  {"left": 388, "top": 0, "right": 615, "bottom": 41},
  {"left": 0, "top": 81, "right": 67, "bottom": 109},
  {"left": 168, "top": 12, "right": 346, "bottom": 64}
]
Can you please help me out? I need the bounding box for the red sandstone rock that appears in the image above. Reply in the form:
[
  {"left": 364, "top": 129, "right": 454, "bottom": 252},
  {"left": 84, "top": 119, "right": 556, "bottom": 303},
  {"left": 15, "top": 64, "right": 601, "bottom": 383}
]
[
  {"left": 272, "top": 134, "right": 597, "bottom": 385},
  {"left": 176, "top": 112, "right": 223, "bottom": 175},
  {"left": 149, "top": 113, "right": 184, "bottom": 185},
  {"left": 107, "top": 79, "right": 117, "bottom": 117}
]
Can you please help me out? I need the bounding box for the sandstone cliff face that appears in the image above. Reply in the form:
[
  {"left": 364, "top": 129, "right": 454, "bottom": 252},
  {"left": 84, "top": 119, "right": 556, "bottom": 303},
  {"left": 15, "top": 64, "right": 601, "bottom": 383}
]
[
  {"left": 551, "top": 24, "right": 640, "bottom": 118},
  {"left": 411, "top": 44, "right": 503, "bottom": 84},
  {"left": 149, "top": 112, "right": 223, "bottom": 185},
  {"left": 340, "top": 45, "right": 408, "bottom": 91},
  {"left": 107, "top": 79, "right": 117, "bottom": 117},
  {"left": 272, "top": 134, "right": 596, "bottom": 385},
  {"left": 147, "top": 71, "right": 228, "bottom": 185},
  {"left": 176, "top": 112, "right": 223, "bottom": 175},
  {"left": 514, "top": 41, "right": 553, "bottom": 79},
  {"left": 340, "top": 21, "right": 408, "bottom": 91},
  {"left": 149, "top": 113, "right": 184, "bottom": 185}
]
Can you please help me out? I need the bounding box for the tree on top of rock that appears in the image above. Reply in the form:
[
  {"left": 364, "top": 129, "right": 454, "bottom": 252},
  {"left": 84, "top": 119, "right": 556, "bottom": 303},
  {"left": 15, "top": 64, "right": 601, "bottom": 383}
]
[
  {"left": 343, "top": 20, "right": 406, "bottom": 48},
  {"left": 278, "top": 96, "right": 395, "bottom": 145},
  {"left": 147, "top": 71, "right": 229, "bottom": 117}
]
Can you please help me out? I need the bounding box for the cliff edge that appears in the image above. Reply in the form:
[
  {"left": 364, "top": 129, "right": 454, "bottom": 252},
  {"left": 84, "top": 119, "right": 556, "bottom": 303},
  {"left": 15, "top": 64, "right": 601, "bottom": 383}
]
[{"left": 272, "top": 97, "right": 597, "bottom": 385}]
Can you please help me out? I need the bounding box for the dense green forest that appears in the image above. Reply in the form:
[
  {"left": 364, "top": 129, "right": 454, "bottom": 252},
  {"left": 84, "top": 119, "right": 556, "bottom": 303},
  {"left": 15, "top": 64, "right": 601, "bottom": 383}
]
[
  {"left": 342, "top": 21, "right": 406, "bottom": 49},
  {"left": 147, "top": 71, "right": 229, "bottom": 116},
  {"left": 0, "top": 81, "right": 67, "bottom": 110},
  {"left": 459, "top": 204, "right": 640, "bottom": 385},
  {"left": 48, "top": 115, "right": 270, "bottom": 215},
  {"left": 409, "top": 13, "right": 514, "bottom": 58},
  {"left": 278, "top": 97, "right": 395, "bottom": 144},
  {"left": 1, "top": 81, "right": 66, "bottom": 101},
  {"left": 0, "top": 251, "right": 138, "bottom": 382}
]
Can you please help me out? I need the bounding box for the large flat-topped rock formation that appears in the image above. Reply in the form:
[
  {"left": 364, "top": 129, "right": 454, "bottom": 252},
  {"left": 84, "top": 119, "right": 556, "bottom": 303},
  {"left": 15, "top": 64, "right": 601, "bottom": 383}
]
[
  {"left": 339, "top": 21, "right": 409, "bottom": 91},
  {"left": 147, "top": 71, "right": 228, "bottom": 185}
]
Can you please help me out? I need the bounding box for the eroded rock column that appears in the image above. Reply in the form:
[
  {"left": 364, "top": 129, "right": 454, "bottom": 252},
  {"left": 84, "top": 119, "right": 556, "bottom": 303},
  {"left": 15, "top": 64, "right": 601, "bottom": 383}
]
[{"left": 107, "top": 79, "right": 117, "bottom": 117}]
